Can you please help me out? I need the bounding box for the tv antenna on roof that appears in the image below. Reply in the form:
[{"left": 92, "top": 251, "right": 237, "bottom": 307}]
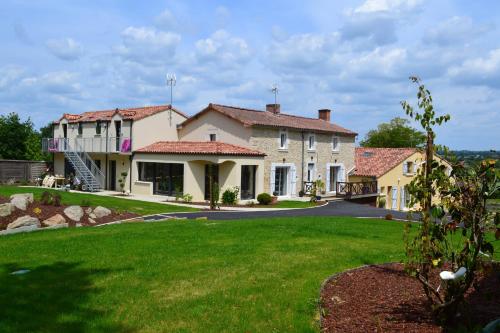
[
  {"left": 271, "top": 83, "right": 279, "bottom": 106},
  {"left": 166, "top": 73, "right": 176, "bottom": 125}
]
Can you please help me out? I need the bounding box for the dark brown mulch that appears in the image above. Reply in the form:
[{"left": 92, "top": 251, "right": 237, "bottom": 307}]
[
  {"left": 0, "top": 197, "right": 140, "bottom": 230},
  {"left": 320, "top": 263, "right": 500, "bottom": 333}
]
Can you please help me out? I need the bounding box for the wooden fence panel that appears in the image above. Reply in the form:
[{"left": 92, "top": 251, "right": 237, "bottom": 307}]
[{"left": 0, "top": 160, "right": 47, "bottom": 183}]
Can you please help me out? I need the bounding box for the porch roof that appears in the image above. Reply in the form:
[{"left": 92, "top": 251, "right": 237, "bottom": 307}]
[{"left": 135, "top": 141, "right": 266, "bottom": 157}]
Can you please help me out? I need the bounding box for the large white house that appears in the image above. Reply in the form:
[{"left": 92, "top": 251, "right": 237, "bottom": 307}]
[{"left": 44, "top": 103, "right": 361, "bottom": 202}]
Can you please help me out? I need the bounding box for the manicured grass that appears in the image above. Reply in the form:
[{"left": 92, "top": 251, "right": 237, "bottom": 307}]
[
  {"left": 0, "top": 217, "right": 406, "bottom": 332},
  {"left": 271, "top": 200, "right": 320, "bottom": 208},
  {"left": 1, "top": 217, "right": 497, "bottom": 332},
  {"left": 0, "top": 186, "right": 198, "bottom": 215}
]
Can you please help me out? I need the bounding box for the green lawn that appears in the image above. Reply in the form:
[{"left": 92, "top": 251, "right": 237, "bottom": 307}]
[
  {"left": 0, "top": 186, "right": 198, "bottom": 215},
  {"left": 1, "top": 217, "right": 497, "bottom": 332},
  {"left": 0, "top": 217, "right": 407, "bottom": 332},
  {"left": 271, "top": 200, "right": 319, "bottom": 208}
]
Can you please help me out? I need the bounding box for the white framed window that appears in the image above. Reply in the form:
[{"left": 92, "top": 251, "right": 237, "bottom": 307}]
[
  {"left": 308, "top": 133, "right": 316, "bottom": 150},
  {"left": 332, "top": 136, "right": 340, "bottom": 152},
  {"left": 279, "top": 129, "right": 288, "bottom": 150}
]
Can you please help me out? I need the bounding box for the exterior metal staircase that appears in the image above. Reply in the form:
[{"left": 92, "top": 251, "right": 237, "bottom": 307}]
[{"left": 63, "top": 141, "right": 104, "bottom": 192}]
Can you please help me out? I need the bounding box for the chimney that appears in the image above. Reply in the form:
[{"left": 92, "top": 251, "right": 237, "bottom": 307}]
[
  {"left": 266, "top": 104, "right": 280, "bottom": 114},
  {"left": 318, "top": 109, "right": 331, "bottom": 122}
]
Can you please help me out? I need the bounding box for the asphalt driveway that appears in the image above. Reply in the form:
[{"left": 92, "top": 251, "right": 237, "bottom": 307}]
[{"left": 144, "top": 200, "right": 416, "bottom": 221}]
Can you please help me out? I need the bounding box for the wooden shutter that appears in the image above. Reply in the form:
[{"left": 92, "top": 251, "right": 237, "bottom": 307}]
[
  {"left": 270, "top": 165, "right": 276, "bottom": 194},
  {"left": 290, "top": 165, "right": 297, "bottom": 196},
  {"left": 325, "top": 165, "right": 330, "bottom": 192}
]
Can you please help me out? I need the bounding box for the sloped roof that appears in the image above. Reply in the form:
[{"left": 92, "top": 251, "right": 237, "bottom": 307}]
[
  {"left": 179, "top": 103, "right": 357, "bottom": 136},
  {"left": 353, "top": 147, "right": 418, "bottom": 177},
  {"left": 135, "top": 141, "right": 266, "bottom": 156},
  {"left": 54, "top": 105, "right": 187, "bottom": 124}
]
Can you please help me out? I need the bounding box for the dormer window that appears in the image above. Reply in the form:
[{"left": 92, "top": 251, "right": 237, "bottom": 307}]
[
  {"left": 332, "top": 136, "right": 340, "bottom": 152},
  {"left": 78, "top": 122, "right": 83, "bottom": 136},
  {"left": 308, "top": 134, "right": 316, "bottom": 150},
  {"left": 279, "top": 129, "right": 288, "bottom": 150},
  {"left": 96, "top": 121, "right": 101, "bottom": 135}
]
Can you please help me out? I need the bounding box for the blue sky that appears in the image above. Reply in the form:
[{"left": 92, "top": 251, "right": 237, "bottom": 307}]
[{"left": 1, "top": 0, "right": 499, "bottom": 150}]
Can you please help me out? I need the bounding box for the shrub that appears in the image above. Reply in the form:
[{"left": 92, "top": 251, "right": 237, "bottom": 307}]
[
  {"left": 221, "top": 187, "right": 239, "bottom": 205},
  {"left": 257, "top": 193, "right": 272, "bottom": 205},
  {"left": 80, "top": 199, "right": 91, "bottom": 207},
  {"left": 118, "top": 172, "right": 128, "bottom": 193},
  {"left": 41, "top": 191, "right": 52, "bottom": 205},
  {"left": 385, "top": 213, "right": 393, "bottom": 220},
  {"left": 52, "top": 193, "right": 61, "bottom": 206},
  {"left": 298, "top": 190, "right": 305, "bottom": 197},
  {"left": 378, "top": 197, "right": 386, "bottom": 208},
  {"left": 182, "top": 193, "right": 193, "bottom": 203}
]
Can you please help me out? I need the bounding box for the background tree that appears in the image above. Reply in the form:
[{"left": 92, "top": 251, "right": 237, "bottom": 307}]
[
  {"left": 0, "top": 112, "right": 51, "bottom": 161},
  {"left": 360, "top": 117, "right": 426, "bottom": 148}
]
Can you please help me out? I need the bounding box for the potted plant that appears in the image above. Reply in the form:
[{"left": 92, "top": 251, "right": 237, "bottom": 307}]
[{"left": 271, "top": 191, "right": 279, "bottom": 204}]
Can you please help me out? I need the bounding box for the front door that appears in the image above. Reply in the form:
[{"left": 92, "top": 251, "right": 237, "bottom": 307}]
[
  {"left": 274, "top": 166, "right": 288, "bottom": 196},
  {"left": 241, "top": 165, "right": 256, "bottom": 200},
  {"left": 204, "top": 164, "right": 219, "bottom": 200},
  {"left": 115, "top": 121, "right": 121, "bottom": 151},
  {"left": 329, "top": 166, "right": 337, "bottom": 192},
  {"left": 391, "top": 187, "right": 398, "bottom": 209},
  {"left": 307, "top": 163, "right": 315, "bottom": 182},
  {"left": 62, "top": 124, "right": 68, "bottom": 151},
  {"left": 109, "top": 161, "right": 117, "bottom": 191}
]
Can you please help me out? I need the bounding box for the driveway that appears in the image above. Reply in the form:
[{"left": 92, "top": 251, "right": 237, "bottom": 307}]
[{"left": 143, "top": 201, "right": 416, "bottom": 221}]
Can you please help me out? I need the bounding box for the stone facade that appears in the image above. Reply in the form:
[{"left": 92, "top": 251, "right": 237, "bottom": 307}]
[{"left": 250, "top": 126, "right": 355, "bottom": 196}]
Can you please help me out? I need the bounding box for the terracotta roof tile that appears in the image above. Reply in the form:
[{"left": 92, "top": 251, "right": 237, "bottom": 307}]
[
  {"left": 353, "top": 147, "right": 417, "bottom": 177},
  {"left": 54, "top": 105, "right": 187, "bottom": 124},
  {"left": 180, "top": 104, "right": 357, "bottom": 136},
  {"left": 135, "top": 141, "right": 266, "bottom": 156}
]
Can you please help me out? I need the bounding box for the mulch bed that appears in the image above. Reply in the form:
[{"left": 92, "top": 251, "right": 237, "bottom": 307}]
[
  {"left": 320, "top": 262, "right": 500, "bottom": 332},
  {"left": 0, "top": 196, "right": 140, "bottom": 230}
]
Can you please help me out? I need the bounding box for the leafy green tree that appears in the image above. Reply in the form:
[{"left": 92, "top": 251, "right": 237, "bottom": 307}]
[
  {"left": 360, "top": 117, "right": 426, "bottom": 148},
  {"left": 0, "top": 112, "right": 50, "bottom": 161}
]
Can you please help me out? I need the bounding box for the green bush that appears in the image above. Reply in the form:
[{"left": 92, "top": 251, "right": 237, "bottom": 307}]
[
  {"left": 257, "top": 193, "right": 272, "bottom": 205},
  {"left": 221, "top": 187, "right": 239, "bottom": 205},
  {"left": 378, "top": 197, "right": 386, "bottom": 208},
  {"left": 182, "top": 193, "right": 193, "bottom": 203}
]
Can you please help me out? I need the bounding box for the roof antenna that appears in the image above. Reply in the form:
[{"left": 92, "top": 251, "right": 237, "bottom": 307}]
[
  {"left": 271, "top": 83, "right": 279, "bottom": 112},
  {"left": 166, "top": 73, "right": 176, "bottom": 125}
]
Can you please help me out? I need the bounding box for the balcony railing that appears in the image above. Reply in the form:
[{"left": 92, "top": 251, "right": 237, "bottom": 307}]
[
  {"left": 336, "top": 181, "right": 378, "bottom": 198},
  {"left": 42, "top": 137, "right": 132, "bottom": 154}
]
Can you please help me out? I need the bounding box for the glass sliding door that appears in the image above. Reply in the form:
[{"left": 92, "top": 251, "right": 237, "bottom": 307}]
[
  {"left": 241, "top": 165, "right": 256, "bottom": 200},
  {"left": 274, "top": 167, "right": 288, "bottom": 196},
  {"left": 137, "top": 162, "right": 183, "bottom": 196},
  {"left": 204, "top": 164, "right": 219, "bottom": 200}
]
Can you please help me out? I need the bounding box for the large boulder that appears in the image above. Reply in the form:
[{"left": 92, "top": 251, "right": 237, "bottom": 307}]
[
  {"left": 41, "top": 214, "right": 67, "bottom": 227},
  {"left": 7, "top": 215, "right": 40, "bottom": 229},
  {"left": 64, "top": 205, "right": 84, "bottom": 222},
  {"left": 93, "top": 206, "right": 111, "bottom": 219},
  {"left": 0, "top": 203, "right": 14, "bottom": 217},
  {"left": 10, "top": 196, "right": 30, "bottom": 210},
  {"left": 10, "top": 193, "right": 34, "bottom": 203}
]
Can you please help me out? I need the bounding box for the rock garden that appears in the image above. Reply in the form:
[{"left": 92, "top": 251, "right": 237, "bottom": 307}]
[{"left": 0, "top": 191, "right": 139, "bottom": 234}]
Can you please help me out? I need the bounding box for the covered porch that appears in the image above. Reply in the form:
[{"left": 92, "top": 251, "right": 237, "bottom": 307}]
[{"left": 131, "top": 141, "right": 266, "bottom": 202}]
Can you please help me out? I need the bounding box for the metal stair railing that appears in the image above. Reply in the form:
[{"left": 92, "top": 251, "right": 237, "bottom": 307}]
[{"left": 64, "top": 139, "right": 105, "bottom": 192}]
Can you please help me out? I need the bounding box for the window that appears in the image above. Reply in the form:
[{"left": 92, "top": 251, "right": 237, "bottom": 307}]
[
  {"left": 404, "top": 161, "right": 414, "bottom": 174},
  {"left": 138, "top": 162, "right": 184, "bottom": 196},
  {"left": 78, "top": 122, "right": 83, "bottom": 136},
  {"left": 307, "top": 163, "right": 315, "bottom": 182},
  {"left": 241, "top": 165, "right": 256, "bottom": 200},
  {"left": 209, "top": 133, "right": 216, "bottom": 142},
  {"left": 96, "top": 121, "right": 101, "bottom": 135},
  {"left": 332, "top": 136, "right": 340, "bottom": 151},
  {"left": 308, "top": 134, "right": 315, "bottom": 150},
  {"left": 279, "top": 130, "right": 288, "bottom": 149}
]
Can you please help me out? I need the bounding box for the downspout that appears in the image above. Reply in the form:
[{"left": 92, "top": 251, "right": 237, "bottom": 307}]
[
  {"left": 105, "top": 121, "right": 109, "bottom": 189},
  {"left": 129, "top": 120, "right": 133, "bottom": 193},
  {"left": 301, "top": 131, "right": 305, "bottom": 191}
]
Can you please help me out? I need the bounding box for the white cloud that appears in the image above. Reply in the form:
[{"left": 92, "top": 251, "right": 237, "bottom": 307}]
[
  {"left": 353, "top": 0, "right": 424, "bottom": 14},
  {"left": 154, "top": 9, "right": 177, "bottom": 30},
  {"left": 423, "top": 16, "right": 492, "bottom": 46},
  {"left": 114, "top": 26, "right": 181, "bottom": 64},
  {"left": 195, "top": 30, "right": 250, "bottom": 67},
  {"left": 45, "top": 38, "right": 84, "bottom": 61},
  {"left": 21, "top": 71, "right": 82, "bottom": 94},
  {"left": 448, "top": 49, "right": 500, "bottom": 88},
  {"left": 0, "top": 65, "right": 25, "bottom": 90}
]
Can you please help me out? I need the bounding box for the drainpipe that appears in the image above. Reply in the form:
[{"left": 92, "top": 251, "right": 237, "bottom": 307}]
[
  {"left": 105, "top": 121, "right": 109, "bottom": 189},
  {"left": 301, "top": 131, "right": 305, "bottom": 191}
]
